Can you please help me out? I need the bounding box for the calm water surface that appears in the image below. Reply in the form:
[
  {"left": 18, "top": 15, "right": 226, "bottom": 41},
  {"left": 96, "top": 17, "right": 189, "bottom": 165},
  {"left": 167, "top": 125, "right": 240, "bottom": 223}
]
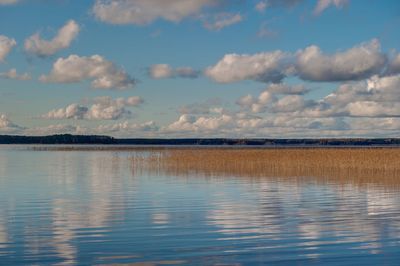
[{"left": 0, "top": 146, "right": 400, "bottom": 265}]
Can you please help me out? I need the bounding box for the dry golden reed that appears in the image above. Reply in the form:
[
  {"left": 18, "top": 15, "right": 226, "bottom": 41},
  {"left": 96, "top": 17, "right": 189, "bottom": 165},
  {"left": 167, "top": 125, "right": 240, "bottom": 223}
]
[{"left": 130, "top": 148, "right": 400, "bottom": 188}]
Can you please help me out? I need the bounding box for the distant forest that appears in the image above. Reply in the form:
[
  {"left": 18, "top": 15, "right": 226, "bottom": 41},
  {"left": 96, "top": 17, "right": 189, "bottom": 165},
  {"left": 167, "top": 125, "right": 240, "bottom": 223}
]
[{"left": 0, "top": 134, "right": 399, "bottom": 146}]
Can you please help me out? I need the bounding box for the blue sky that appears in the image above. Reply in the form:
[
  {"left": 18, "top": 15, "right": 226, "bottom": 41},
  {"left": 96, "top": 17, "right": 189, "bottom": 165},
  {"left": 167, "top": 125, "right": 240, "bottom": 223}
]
[{"left": 0, "top": 0, "right": 400, "bottom": 138}]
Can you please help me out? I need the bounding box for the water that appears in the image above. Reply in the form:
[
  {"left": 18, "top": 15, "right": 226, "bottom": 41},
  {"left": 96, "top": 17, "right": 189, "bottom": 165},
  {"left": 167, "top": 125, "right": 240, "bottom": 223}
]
[{"left": 0, "top": 146, "right": 400, "bottom": 265}]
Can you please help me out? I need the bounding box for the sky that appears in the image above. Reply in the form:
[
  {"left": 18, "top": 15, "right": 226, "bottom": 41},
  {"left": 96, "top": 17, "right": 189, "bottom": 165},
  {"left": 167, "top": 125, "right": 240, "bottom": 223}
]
[{"left": 0, "top": 0, "right": 400, "bottom": 138}]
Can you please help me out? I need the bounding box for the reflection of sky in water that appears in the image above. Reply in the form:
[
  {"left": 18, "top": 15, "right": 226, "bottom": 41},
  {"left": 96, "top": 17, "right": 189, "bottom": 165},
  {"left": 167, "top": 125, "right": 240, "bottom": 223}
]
[{"left": 0, "top": 146, "right": 400, "bottom": 265}]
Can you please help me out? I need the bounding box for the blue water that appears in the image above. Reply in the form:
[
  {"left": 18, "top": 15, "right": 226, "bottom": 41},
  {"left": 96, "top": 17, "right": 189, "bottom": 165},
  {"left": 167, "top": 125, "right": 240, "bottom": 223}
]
[{"left": 0, "top": 146, "right": 400, "bottom": 265}]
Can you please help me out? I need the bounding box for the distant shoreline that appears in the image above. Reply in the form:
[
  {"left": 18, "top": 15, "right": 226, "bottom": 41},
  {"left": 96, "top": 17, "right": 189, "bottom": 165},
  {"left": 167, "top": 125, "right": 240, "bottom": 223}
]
[{"left": 1, "top": 134, "right": 400, "bottom": 146}]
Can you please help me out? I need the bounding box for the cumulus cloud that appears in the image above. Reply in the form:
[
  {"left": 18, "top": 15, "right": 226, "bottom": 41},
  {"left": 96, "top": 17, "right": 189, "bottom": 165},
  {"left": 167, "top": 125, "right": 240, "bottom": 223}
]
[
  {"left": 0, "top": 114, "right": 23, "bottom": 133},
  {"left": 237, "top": 90, "right": 275, "bottom": 113},
  {"left": 322, "top": 74, "right": 400, "bottom": 118},
  {"left": 92, "top": 0, "right": 223, "bottom": 25},
  {"left": 296, "top": 39, "right": 386, "bottom": 82},
  {"left": 203, "top": 12, "right": 243, "bottom": 31},
  {"left": 233, "top": 71, "right": 400, "bottom": 120},
  {"left": 43, "top": 104, "right": 88, "bottom": 120},
  {"left": 0, "top": 35, "right": 16, "bottom": 62},
  {"left": 314, "top": 0, "right": 348, "bottom": 15},
  {"left": 148, "top": 64, "right": 200, "bottom": 79},
  {"left": 236, "top": 83, "right": 311, "bottom": 113},
  {"left": 24, "top": 20, "right": 80, "bottom": 57},
  {"left": 273, "top": 95, "right": 316, "bottom": 113},
  {"left": 347, "top": 101, "right": 400, "bottom": 117},
  {"left": 165, "top": 114, "right": 234, "bottom": 133},
  {"left": 42, "top": 96, "right": 143, "bottom": 120},
  {"left": 288, "top": 74, "right": 400, "bottom": 118},
  {"left": 0, "top": 68, "right": 31, "bottom": 80},
  {"left": 0, "top": 0, "right": 18, "bottom": 5},
  {"left": 325, "top": 74, "right": 400, "bottom": 110},
  {"left": 39, "top": 55, "right": 135, "bottom": 90},
  {"left": 206, "top": 51, "right": 291, "bottom": 83}
]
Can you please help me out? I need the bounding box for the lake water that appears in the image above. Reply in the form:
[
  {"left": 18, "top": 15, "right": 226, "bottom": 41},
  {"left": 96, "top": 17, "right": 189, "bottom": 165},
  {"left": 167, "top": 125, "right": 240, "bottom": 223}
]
[{"left": 1, "top": 146, "right": 400, "bottom": 265}]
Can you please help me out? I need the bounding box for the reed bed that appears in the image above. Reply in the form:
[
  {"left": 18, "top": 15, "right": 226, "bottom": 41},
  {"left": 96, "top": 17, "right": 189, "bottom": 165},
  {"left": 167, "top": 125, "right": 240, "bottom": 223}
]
[{"left": 129, "top": 148, "right": 400, "bottom": 188}]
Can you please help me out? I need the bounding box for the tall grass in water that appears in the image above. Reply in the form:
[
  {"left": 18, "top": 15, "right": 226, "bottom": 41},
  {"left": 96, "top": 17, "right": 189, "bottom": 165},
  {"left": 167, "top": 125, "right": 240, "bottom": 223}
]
[{"left": 130, "top": 148, "right": 400, "bottom": 188}]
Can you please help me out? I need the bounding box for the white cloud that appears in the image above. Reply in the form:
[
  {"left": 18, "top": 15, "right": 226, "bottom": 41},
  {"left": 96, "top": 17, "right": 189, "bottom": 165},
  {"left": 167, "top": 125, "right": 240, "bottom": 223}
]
[
  {"left": 161, "top": 109, "right": 396, "bottom": 138},
  {"left": 236, "top": 90, "right": 276, "bottom": 113},
  {"left": 296, "top": 39, "right": 386, "bottom": 82},
  {"left": 95, "top": 121, "right": 159, "bottom": 136},
  {"left": 387, "top": 53, "right": 400, "bottom": 75},
  {"left": 149, "top": 64, "right": 172, "bottom": 79},
  {"left": 206, "top": 39, "right": 389, "bottom": 84},
  {"left": 149, "top": 64, "right": 199, "bottom": 79},
  {"left": 92, "top": 0, "right": 222, "bottom": 25},
  {"left": 205, "top": 51, "right": 291, "bottom": 83},
  {"left": 39, "top": 54, "right": 135, "bottom": 90},
  {"left": 42, "top": 96, "right": 143, "bottom": 120},
  {"left": 273, "top": 95, "right": 316, "bottom": 113},
  {"left": 0, "top": 68, "right": 31, "bottom": 80},
  {"left": 25, "top": 20, "right": 80, "bottom": 57},
  {"left": 87, "top": 96, "right": 143, "bottom": 120},
  {"left": 43, "top": 104, "right": 89, "bottom": 120},
  {"left": 314, "top": 0, "right": 348, "bottom": 15},
  {"left": 165, "top": 114, "right": 234, "bottom": 133},
  {"left": 0, "top": 35, "right": 16, "bottom": 62},
  {"left": 0, "top": 0, "right": 18, "bottom": 5},
  {"left": 325, "top": 74, "right": 400, "bottom": 110},
  {"left": 347, "top": 101, "right": 400, "bottom": 117},
  {"left": 162, "top": 111, "right": 353, "bottom": 138},
  {"left": 255, "top": 1, "right": 268, "bottom": 13},
  {"left": 0, "top": 114, "right": 23, "bottom": 133},
  {"left": 233, "top": 71, "right": 400, "bottom": 120},
  {"left": 296, "top": 74, "right": 400, "bottom": 118},
  {"left": 236, "top": 83, "right": 310, "bottom": 113},
  {"left": 203, "top": 12, "right": 243, "bottom": 31},
  {"left": 268, "top": 83, "right": 309, "bottom": 95}
]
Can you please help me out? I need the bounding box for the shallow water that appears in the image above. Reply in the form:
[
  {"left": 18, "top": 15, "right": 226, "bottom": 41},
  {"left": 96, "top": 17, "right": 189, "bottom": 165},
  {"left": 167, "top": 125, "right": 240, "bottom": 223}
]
[{"left": 0, "top": 146, "right": 400, "bottom": 265}]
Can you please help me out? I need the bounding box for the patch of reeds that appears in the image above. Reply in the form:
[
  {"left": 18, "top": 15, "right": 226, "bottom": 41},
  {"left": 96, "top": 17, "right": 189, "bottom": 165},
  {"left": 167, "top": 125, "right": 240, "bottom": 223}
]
[{"left": 129, "top": 148, "right": 400, "bottom": 188}]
